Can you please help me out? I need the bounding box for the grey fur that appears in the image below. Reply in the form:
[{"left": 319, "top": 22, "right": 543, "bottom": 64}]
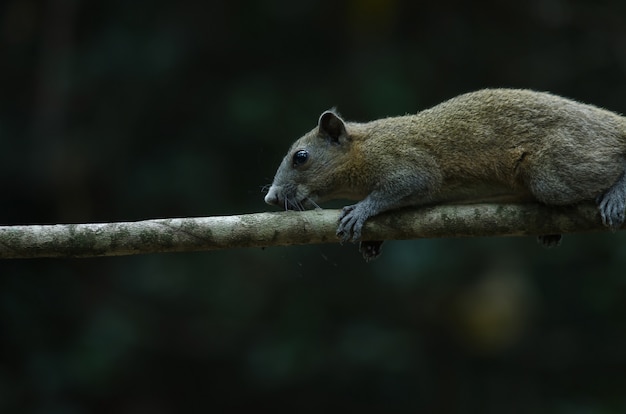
[{"left": 265, "top": 89, "right": 626, "bottom": 259}]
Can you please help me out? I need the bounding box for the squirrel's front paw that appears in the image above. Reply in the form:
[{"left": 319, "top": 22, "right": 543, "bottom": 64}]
[
  {"left": 336, "top": 204, "right": 368, "bottom": 243},
  {"left": 360, "top": 241, "right": 383, "bottom": 261}
]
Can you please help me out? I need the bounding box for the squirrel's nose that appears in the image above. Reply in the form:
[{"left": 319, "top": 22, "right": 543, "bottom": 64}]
[
  {"left": 264, "top": 186, "right": 280, "bottom": 206},
  {"left": 264, "top": 193, "right": 279, "bottom": 205}
]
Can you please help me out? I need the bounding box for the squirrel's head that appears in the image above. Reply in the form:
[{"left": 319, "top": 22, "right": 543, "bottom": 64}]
[{"left": 264, "top": 109, "right": 358, "bottom": 210}]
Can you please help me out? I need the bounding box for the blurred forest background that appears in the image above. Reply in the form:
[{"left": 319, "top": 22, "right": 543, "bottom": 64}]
[{"left": 2, "top": 0, "right": 626, "bottom": 412}]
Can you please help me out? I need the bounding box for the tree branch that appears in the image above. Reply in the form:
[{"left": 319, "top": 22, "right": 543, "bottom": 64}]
[{"left": 0, "top": 203, "right": 619, "bottom": 259}]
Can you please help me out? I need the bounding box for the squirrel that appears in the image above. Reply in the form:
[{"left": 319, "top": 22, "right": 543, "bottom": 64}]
[{"left": 264, "top": 89, "right": 626, "bottom": 261}]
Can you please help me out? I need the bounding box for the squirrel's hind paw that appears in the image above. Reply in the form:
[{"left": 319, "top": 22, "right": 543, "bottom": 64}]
[
  {"left": 597, "top": 172, "right": 626, "bottom": 230},
  {"left": 597, "top": 193, "right": 626, "bottom": 230},
  {"left": 537, "top": 234, "right": 562, "bottom": 248}
]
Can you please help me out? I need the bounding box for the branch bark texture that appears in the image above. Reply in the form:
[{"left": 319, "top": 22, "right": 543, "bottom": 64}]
[{"left": 0, "top": 203, "right": 619, "bottom": 259}]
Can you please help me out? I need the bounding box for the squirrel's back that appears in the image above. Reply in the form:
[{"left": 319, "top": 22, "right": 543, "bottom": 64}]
[{"left": 352, "top": 89, "right": 626, "bottom": 204}]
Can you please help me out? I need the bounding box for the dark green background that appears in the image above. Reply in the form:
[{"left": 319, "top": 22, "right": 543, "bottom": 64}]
[{"left": 3, "top": 0, "right": 626, "bottom": 412}]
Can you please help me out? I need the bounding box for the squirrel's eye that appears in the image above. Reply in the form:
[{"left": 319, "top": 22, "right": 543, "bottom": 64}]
[{"left": 292, "top": 150, "right": 309, "bottom": 167}]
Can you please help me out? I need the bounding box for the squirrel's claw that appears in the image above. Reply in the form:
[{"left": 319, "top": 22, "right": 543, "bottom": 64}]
[{"left": 337, "top": 204, "right": 366, "bottom": 243}]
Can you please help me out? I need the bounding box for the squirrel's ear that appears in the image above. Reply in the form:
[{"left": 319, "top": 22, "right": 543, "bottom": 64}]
[{"left": 318, "top": 110, "right": 347, "bottom": 142}]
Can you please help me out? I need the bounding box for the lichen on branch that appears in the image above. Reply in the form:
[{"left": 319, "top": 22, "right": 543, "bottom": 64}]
[{"left": 0, "top": 203, "right": 617, "bottom": 259}]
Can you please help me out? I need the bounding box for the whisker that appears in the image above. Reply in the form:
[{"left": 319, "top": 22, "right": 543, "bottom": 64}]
[
  {"left": 307, "top": 198, "right": 322, "bottom": 210},
  {"left": 287, "top": 198, "right": 303, "bottom": 211}
]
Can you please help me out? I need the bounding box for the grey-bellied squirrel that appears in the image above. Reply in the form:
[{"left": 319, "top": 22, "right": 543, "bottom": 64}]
[{"left": 264, "top": 89, "right": 626, "bottom": 260}]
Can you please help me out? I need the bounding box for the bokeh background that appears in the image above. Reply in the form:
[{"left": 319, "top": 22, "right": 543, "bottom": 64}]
[{"left": 2, "top": 0, "right": 626, "bottom": 412}]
